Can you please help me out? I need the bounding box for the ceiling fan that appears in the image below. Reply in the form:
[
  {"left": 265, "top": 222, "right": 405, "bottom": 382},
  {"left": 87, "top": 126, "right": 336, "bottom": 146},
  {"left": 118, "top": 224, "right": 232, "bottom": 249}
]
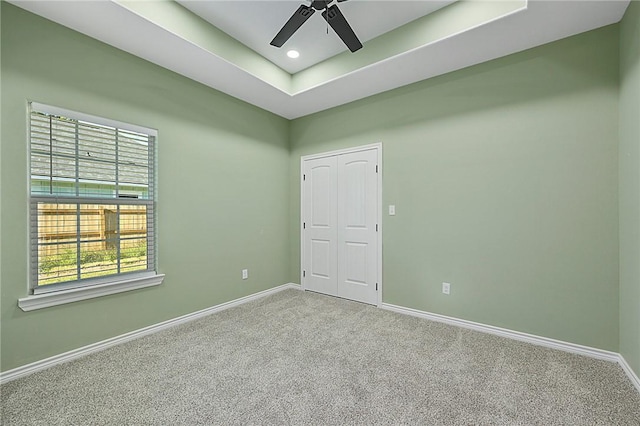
[{"left": 270, "top": 0, "right": 363, "bottom": 53}]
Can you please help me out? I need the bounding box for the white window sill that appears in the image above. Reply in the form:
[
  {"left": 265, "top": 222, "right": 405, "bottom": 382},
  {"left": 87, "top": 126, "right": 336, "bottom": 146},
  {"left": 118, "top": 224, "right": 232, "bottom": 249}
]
[{"left": 18, "top": 273, "right": 165, "bottom": 312}]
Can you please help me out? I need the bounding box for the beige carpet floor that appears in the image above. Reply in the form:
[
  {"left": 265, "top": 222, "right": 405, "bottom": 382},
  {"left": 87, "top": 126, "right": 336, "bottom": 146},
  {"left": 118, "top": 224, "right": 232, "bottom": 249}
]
[{"left": 2, "top": 289, "right": 639, "bottom": 425}]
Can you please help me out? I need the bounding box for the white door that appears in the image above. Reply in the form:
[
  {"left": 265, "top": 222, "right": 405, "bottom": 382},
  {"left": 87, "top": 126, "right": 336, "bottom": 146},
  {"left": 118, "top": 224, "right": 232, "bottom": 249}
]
[
  {"left": 302, "top": 146, "right": 379, "bottom": 305},
  {"left": 337, "top": 149, "right": 378, "bottom": 305},
  {"left": 302, "top": 156, "right": 338, "bottom": 296}
]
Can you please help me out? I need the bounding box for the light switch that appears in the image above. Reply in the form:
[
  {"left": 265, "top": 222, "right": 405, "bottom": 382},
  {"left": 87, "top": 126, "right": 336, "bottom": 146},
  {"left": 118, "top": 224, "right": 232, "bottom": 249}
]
[{"left": 389, "top": 205, "right": 396, "bottom": 216}]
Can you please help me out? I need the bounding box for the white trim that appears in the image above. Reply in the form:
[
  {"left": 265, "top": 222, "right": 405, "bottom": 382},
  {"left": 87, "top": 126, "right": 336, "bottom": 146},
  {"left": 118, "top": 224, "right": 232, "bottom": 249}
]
[
  {"left": 383, "top": 302, "right": 640, "bottom": 395},
  {"left": 300, "top": 155, "right": 304, "bottom": 289},
  {"left": 300, "top": 143, "right": 383, "bottom": 307},
  {"left": 380, "top": 303, "right": 620, "bottom": 362},
  {"left": 375, "top": 145, "right": 383, "bottom": 308},
  {"left": 618, "top": 354, "right": 640, "bottom": 394},
  {"left": 33, "top": 270, "right": 158, "bottom": 296},
  {"left": 3, "top": 283, "right": 300, "bottom": 384},
  {"left": 301, "top": 143, "right": 382, "bottom": 161},
  {"left": 18, "top": 273, "right": 166, "bottom": 311},
  {"left": 30, "top": 102, "right": 158, "bottom": 137}
]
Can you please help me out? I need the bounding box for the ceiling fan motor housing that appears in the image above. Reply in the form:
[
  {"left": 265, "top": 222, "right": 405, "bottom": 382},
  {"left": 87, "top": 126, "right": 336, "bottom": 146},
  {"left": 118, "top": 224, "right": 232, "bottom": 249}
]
[{"left": 311, "top": 0, "right": 332, "bottom": 11}]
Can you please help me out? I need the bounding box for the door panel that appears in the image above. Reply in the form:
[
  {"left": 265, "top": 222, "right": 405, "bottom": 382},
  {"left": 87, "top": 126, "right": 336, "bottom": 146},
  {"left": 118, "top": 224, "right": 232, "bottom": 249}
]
[
  {"left": 303, "top": 156, "right": 338, "bottom": 296},
  {"left": 311, "top": 166, "right": 331, "bottom": 227},
  {"left": 345, "top": 161, "right": 367, "bottom": 228},
  {"left": 310, "top": 239, "right": 331, "bottom": 278},
  {"left": 337, "top": 149, "right": 378, "bottom": 305},
  {"left": 345, "top": 242, "right": 367, "bottom": 284}
]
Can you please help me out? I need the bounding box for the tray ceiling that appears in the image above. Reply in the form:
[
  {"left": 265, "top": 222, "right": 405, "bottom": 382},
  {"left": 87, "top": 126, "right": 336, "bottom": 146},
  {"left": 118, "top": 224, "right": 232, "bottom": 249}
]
[{"left": 9, "top": 1, "right": 631, "bottom": 119}]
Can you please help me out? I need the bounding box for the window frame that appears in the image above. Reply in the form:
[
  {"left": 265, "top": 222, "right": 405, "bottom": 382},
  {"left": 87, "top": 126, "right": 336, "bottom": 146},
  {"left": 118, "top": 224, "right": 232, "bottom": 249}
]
[{"left": 19, "top": 102, "right": 164, "bottom": 311}]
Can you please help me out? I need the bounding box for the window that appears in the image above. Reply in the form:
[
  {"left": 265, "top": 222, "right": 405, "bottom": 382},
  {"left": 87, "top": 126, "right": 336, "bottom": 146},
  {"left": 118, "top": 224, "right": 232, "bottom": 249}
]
[{"left": 20, "top": 103, "right": 163, "bottom": 310}]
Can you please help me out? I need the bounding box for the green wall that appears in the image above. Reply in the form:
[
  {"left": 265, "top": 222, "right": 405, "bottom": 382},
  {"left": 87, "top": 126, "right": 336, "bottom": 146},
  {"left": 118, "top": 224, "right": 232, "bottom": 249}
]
[
  {"left": 619, "top": 1, "right": 640, "bottom": 378},
  {"left": 0, "top": 2, "right": 632, "bottom": 374},
  {"left": 0, "top": 3, "right": 290, "bottom": 372},
  {"left": 290, "top": 26, "right": 620, "bottom": 351},
  {"left": 0, "top": 2, "right": 3, "bottom": 371}
]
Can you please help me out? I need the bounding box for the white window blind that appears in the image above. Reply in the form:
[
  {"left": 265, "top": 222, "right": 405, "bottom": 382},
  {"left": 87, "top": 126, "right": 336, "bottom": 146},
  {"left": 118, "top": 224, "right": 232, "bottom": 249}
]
[{"left": 29, "top": 103, "right": 157, "bottom": 294}]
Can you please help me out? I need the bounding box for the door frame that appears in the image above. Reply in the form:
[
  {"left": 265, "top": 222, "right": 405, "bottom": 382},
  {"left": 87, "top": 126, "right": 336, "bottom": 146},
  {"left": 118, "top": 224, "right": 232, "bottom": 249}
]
[{"left": 300, "top": 142, "right": 383, "bottom": 307}]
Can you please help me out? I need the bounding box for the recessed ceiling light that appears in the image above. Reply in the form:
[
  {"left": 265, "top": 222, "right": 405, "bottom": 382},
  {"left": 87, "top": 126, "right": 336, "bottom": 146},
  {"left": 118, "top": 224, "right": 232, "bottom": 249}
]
[{"left": 287, "top": 50, "right": 300, "bottom": 59}]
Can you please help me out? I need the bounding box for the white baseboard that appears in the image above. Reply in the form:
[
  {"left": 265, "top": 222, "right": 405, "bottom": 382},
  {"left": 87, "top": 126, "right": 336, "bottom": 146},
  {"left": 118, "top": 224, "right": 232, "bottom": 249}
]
[
  {"left": 0, "top": 283, "right": 300, "bottom": 384},
  {"left": 618, "top": 354, "right": 640, "bottom": 394},
  {"left": 381, "top": 303, "right": 640, "bottom": 395},
  {"left": 380, "top": 303, "right": 619, "bottom": 362},
  {"left": 3, "top": 283, "right": 636, "bottom": 397}
]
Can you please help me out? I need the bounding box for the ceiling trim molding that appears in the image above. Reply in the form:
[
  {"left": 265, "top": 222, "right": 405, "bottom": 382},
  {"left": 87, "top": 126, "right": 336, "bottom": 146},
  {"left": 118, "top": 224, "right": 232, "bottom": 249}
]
[{"left": 290, "top": 0, "right": 527, "bottom": 93}]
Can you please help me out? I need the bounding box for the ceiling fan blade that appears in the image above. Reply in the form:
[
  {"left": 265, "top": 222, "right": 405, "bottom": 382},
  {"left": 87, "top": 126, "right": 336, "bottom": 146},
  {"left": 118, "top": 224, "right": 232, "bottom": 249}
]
[
  {"left": 270, "top": 5, "right": 315, "bottom": 48},
  {"left": 322, "top": 5, "right": 362, "bottom": 53}
]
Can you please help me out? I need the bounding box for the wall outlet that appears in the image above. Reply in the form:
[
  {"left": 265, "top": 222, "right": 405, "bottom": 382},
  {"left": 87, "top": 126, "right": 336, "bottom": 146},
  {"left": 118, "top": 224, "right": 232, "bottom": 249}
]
[
  {"left": 442, "top": 282, "right": 450, "bottom": 295},
  {"left": 242, "top": 269, "right": 248, "bottom": 280}
]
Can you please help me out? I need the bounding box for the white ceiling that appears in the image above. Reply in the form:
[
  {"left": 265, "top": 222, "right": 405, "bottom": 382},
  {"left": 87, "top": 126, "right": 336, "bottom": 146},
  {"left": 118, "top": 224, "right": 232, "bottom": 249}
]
[
  {"left": 178, "top": 0, "right": 455, "bottom": 74},
  {"left": 9, "top": 1, "right": 631, "bottom": 120}
]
